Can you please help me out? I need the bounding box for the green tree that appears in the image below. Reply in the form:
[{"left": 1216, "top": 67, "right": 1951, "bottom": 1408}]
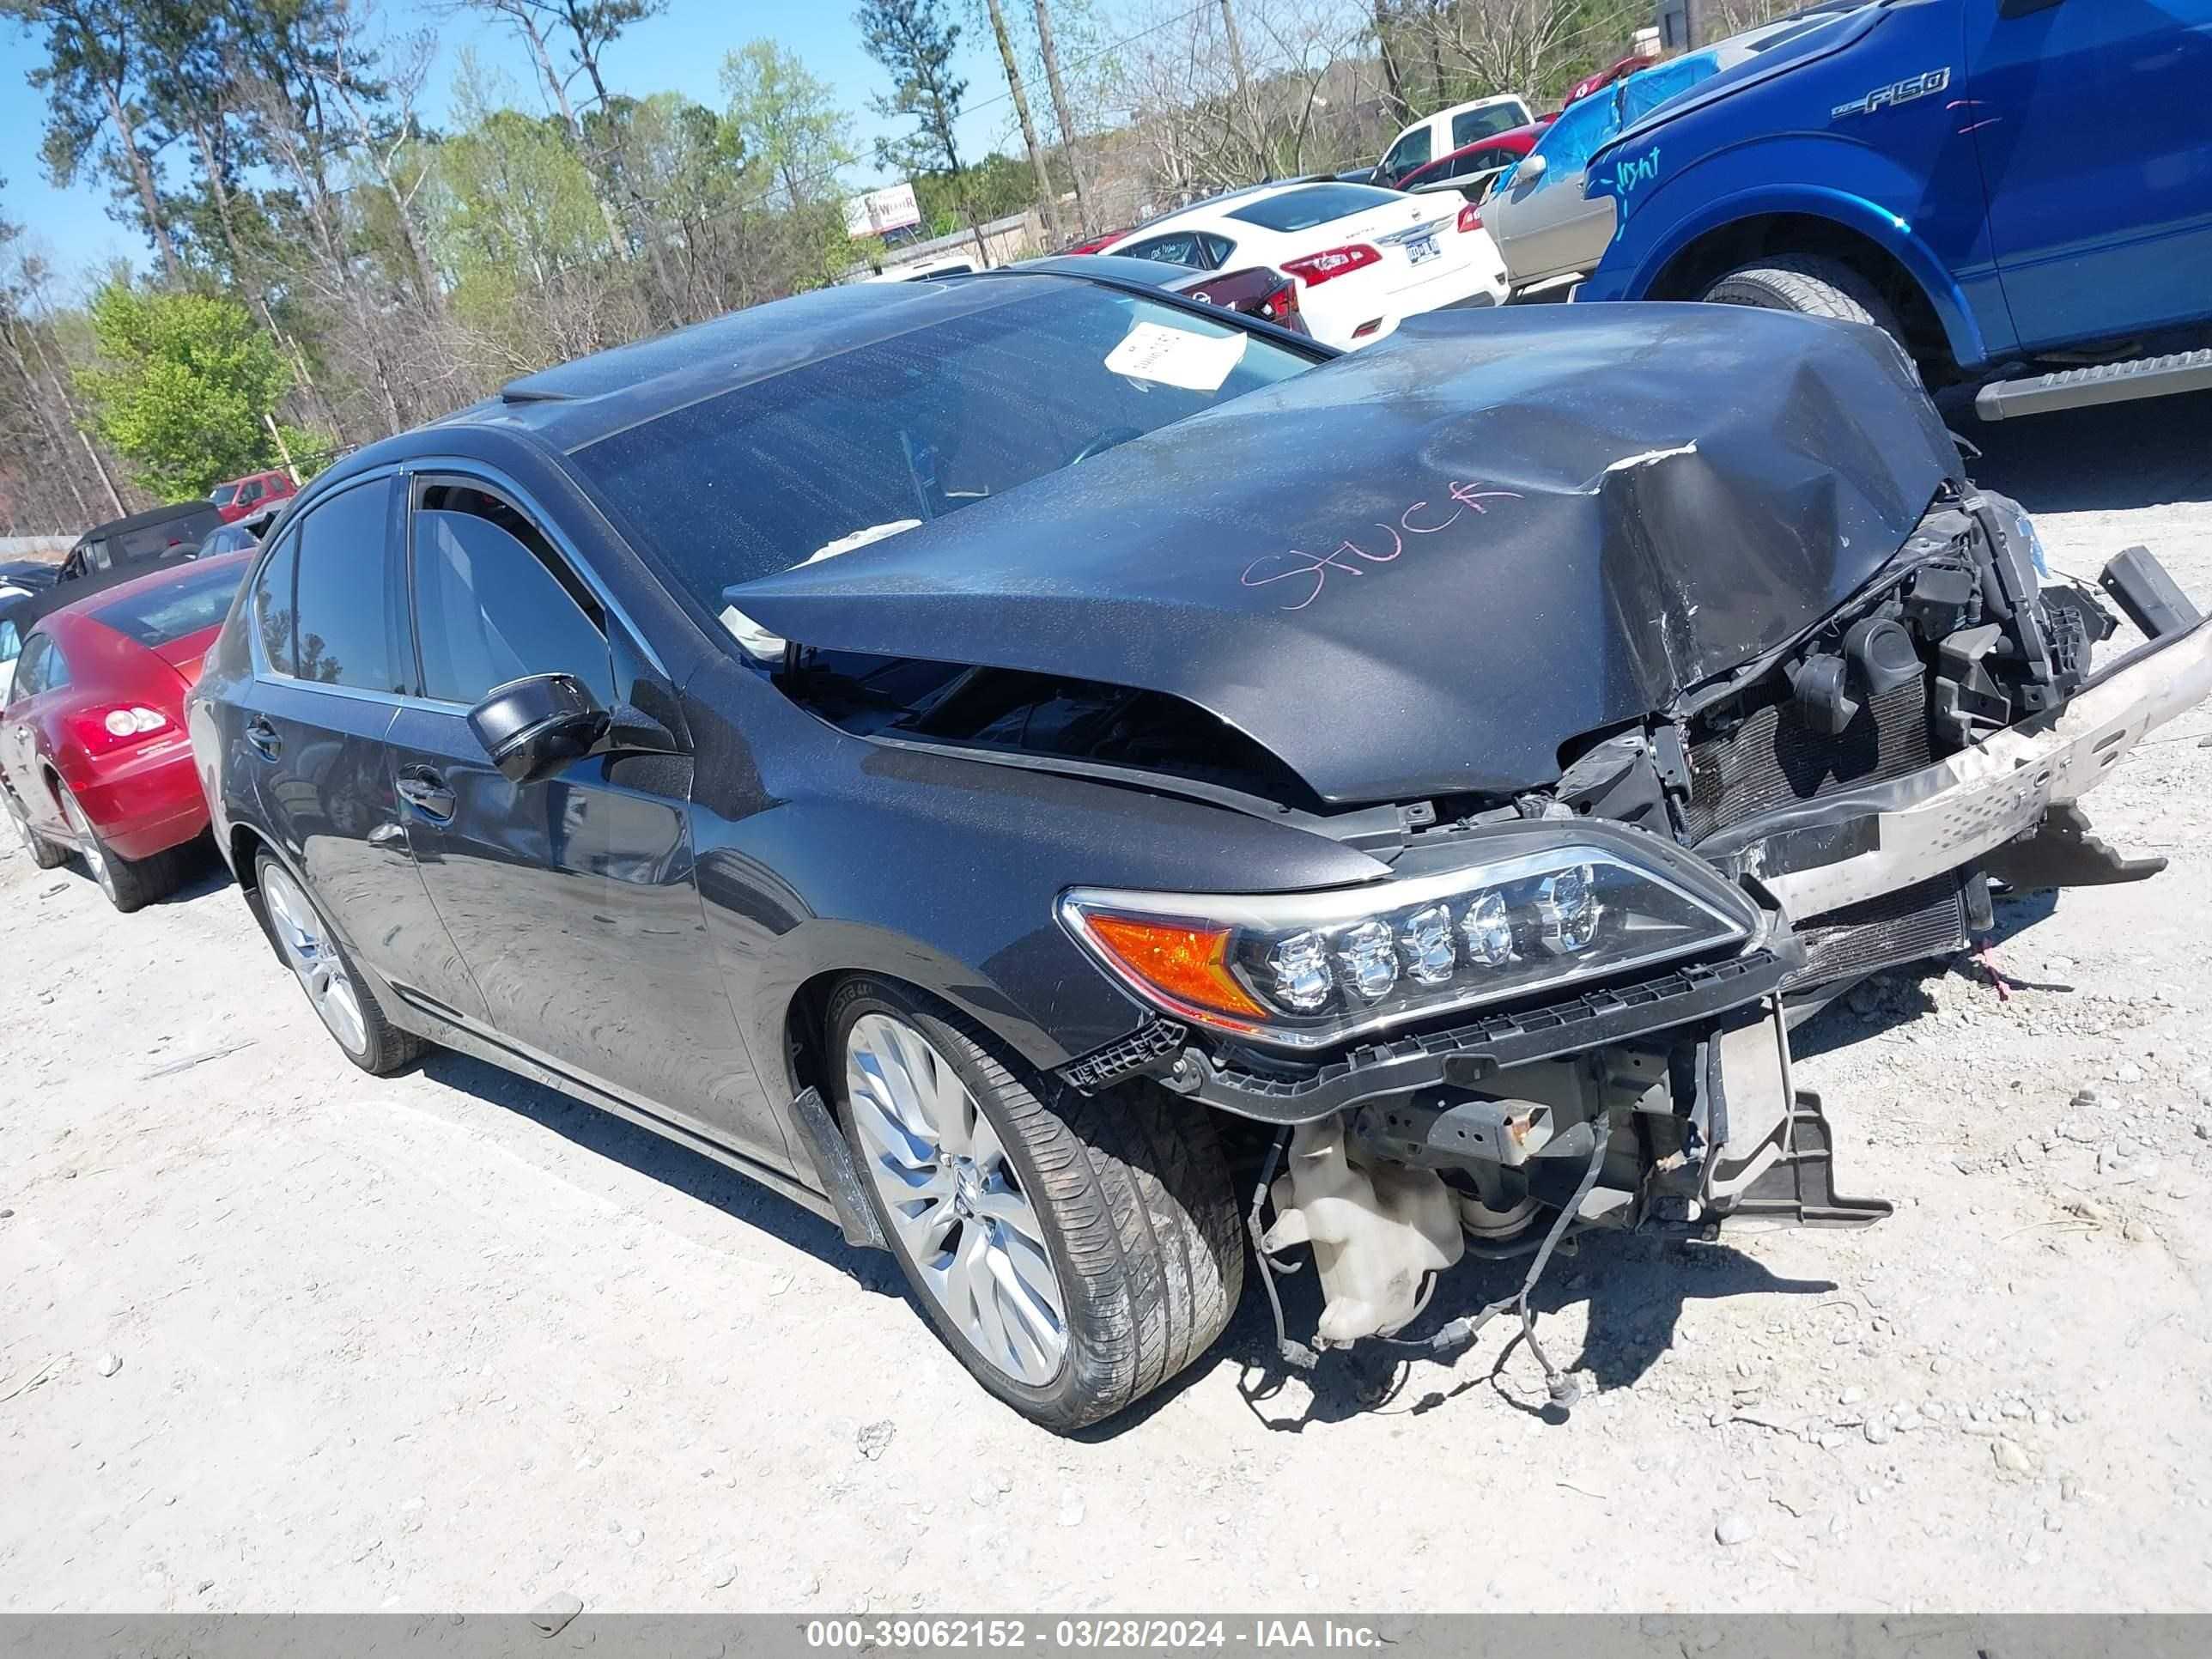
[
  {"left": 720, "top": 40, "right": 854, "bottom": 212},
  {"left": 857, "top": 0, "right": 988, "bottom": 258},
  {"left": 75, "top": 278, "right": 293, "bottom": 498}
]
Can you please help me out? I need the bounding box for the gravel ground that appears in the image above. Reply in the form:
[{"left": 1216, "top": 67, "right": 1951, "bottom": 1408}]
[{"left": 3, "top": 392, "right": 2209, "bottom": 1615}]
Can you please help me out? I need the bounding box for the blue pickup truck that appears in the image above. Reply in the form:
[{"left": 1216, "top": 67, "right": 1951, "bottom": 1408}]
[{"left": 1575, "top": 0, "right": 2212, "bottom": 419}]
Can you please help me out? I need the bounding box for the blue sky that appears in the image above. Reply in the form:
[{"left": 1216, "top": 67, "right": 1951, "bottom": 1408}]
[{"left": 0, "top": 0, "right": 1034, "bottom": 281}]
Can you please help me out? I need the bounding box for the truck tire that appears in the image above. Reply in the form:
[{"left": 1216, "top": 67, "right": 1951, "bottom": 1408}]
[
  {"left": 1703, "top": 256, "right": 1908, "bottom": 356},
  {"left": 830, "top": 975, "right": 1243, "bottom": 1432}
]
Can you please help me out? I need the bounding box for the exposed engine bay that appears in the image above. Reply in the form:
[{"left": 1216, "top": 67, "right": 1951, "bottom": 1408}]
[
  {"left": 732, "top": 303, "right": 2212, "bottom": 1386},
  {"left": 778, "top": 485, "right": 2211, "bottom": 1380}
]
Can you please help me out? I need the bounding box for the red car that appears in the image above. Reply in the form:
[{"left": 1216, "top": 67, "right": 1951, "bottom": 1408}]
[
  {"left": 210, "top": 468, "right": 296, "bottom": 524},
  {"left": 1395, "top": 120, "right": 1549, "bottom": 197},
  {"left": 0, "top": 553, "right": 249, "bottom": 910},
  {"left": 1566, "top": 52, "right": 1656, "bottom": 106}
]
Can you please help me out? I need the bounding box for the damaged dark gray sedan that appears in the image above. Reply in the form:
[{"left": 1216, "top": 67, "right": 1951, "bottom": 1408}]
[{"left": 187, "top": 270, "right": 2212, "bottom": 1431}]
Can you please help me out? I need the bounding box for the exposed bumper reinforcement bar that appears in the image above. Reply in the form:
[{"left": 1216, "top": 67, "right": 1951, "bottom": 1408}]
[{"left": 1705, "top": 610, "right": 2212, "bottom": 919}]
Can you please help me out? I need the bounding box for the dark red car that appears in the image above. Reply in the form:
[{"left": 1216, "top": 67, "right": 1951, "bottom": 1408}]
[
  {"left": 1395, "top": 121, "right": 1549, "bottom": 197},
  {"left": 1566, "top": 52, "right": 1656, "bottom": 106},
  {"left": 0, "top": 553, "right": 249, "bottom": 910},
  {"left": 210, "top": 468, "right": 297, "bottom": 524}
]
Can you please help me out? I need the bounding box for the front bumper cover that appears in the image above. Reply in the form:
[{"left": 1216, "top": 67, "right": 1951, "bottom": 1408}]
[{"left": 1065, "top": 573, "right": 2212, "bottom": 1126}]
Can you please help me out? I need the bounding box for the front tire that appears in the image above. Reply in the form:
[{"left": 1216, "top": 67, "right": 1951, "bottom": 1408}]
[
  {"left": 254, "top": 851, "right": 425, "bottom": 1075},
  {"left": 1702, "top": 255, "right": 1909, "bottom": 357},
  {"left": 830, "top": 977, "right": 1243, "bottom": 1432}
]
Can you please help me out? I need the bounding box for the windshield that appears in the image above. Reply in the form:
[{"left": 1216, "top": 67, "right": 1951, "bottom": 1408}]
[
  {"left": 1226, "top": 184, "right": 1401, "bottom": 234},
  {"left": 210, "top": 483, "right": 240, "bottom": 506},
  {"left": 91, "top": 559, "right": 246, "bottom": 647},
  {"left": 568, "top": 284, "right": 1314, "bottom": 630}
]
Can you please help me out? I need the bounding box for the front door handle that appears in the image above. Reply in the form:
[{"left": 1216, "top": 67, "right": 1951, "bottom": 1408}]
[
  {"left": 395, "top": 766, "right": 456, "bottom": 824},
  {"left": 245, "top": 715, "right": 280, "bottom": 760}
]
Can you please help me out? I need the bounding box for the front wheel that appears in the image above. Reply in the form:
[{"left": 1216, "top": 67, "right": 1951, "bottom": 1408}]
[
  {"left": 1702, "top": 255, "right": 1911, "bottom": 362},
  {"left": 830, "top": 977, "right": 1243, "bottom": 1432}
]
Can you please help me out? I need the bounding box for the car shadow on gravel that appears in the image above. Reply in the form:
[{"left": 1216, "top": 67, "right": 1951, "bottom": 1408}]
[
  {"left": 415, "top": 1048, "right": 896, "bottom": 1292},
  {"left": 1227, "top": 1228, "right": 1836, "bottom": 1435},
  {"left": 1943, "top": 386, "right": 2212, "bottom": 518}
]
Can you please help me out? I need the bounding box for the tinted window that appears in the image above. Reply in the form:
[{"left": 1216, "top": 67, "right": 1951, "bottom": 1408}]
[
  {"left": 254, "top": 532, "right": 299, "bottom": 676},
  {"left": 1225, "top": 184, "right": 1401, "bottom": 233},
  {"left": 1450, "top": 105, "right": 1523, "bottom": 148},
  {"left": 1382, "top": 128, "right": 1430, "bottom": 178},
  {"left": 1199, "top": 233, "right": 1237, "bottom": 267},
  {"left": 0, "top": 619, "right": 18, "bottom": 664},
  {"left": 1123, "top": 232, "right": 1202, "bottom": 268},
  {"left": 412, "top": 493, "right": 613, "bottom": 708},
  {"left": 91, "top": 559, "right": 248, "bottom": 648},
  {"left": 291, "top": 482, "right": 403, "bottom": 691},
  {"left": 568, "top": 286, "right": 1312, "bottom": 626}
]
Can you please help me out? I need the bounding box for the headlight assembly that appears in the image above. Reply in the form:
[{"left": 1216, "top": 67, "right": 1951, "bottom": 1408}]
[{"left": 1060, "top": 826, "right": 1757, "bottom": 1051}]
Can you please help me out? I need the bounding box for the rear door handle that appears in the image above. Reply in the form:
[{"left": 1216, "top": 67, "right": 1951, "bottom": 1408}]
[
  {"left": 395, "top": 766, "right": 456, "bottom": 824},
  {"left": 245, "top": 715, "right": 280, "bottom": 760}
]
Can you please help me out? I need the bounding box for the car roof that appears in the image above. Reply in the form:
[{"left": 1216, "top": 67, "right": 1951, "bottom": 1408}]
[{"left": 72, "top": 500, "right": 223, "bottom": 543}]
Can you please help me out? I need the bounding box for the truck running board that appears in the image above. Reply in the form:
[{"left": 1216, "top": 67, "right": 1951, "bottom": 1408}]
[{"left": 1976, "top": 349, "right": 2212, "bottom": 422}]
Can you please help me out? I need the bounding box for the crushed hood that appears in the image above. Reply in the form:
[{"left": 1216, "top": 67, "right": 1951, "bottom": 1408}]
[{"left": 732, "top": 301, "right": 1961, "bottom": 805}]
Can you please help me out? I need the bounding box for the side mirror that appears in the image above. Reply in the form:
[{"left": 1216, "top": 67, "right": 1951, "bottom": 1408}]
[
  {"left": 468, "top": 672, "right": 609, "bottom": 786},
  {"left": 1516, "top": 153, "right": 1548, "bottom": 187}
]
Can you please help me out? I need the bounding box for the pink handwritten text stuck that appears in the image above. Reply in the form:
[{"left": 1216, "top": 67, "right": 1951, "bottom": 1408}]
[{"left": 1239, "top": 480, "right": 1522, "bottom": 611}]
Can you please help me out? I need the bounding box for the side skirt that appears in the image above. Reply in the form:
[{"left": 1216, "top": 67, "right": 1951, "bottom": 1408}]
[{"left": 384, "top": 985, "right": 843, "bottom": 1231}]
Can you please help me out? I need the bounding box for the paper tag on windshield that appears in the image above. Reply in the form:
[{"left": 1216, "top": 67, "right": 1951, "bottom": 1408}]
[{"left": 1104, "top": 321, "right": 1247, "bottom": 392}]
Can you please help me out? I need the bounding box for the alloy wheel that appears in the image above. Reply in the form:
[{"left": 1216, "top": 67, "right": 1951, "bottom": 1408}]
[
  {"left": 258, "top": 863, "right": 370, "bottom": 1058},
  {"left": 845, "top": 1012, "right": 1069, "bottom": 1386},
  {"left": 58, "top": 786, "right": 118, "bottom": 904}
]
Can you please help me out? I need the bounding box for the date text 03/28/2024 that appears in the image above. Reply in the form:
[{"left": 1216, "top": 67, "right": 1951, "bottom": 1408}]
[{"left": 803, "top": 1619, "right": 1388, "bottom": 1650}]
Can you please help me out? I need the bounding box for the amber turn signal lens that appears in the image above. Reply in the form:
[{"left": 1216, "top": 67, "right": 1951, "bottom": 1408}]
[{"left": 1082, "top": 914, "right": 1267, "bottom": 1018}]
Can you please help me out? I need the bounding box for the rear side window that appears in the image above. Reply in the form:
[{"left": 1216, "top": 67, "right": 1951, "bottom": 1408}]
[
  {"left": 91, "top": 560, "right": 248, "bottom": 648},
  {"left": 0, "top": 619, "right": 19, "bottom": 664},
  {"left": 1226, "top": 184, "right": 1401, "bottom": 234},
  {"left": 1450, "top": 105, "right": 1524, "bottom": 148},
  {"left": 117, "top": 511, "right": 220, "bottom": 562},
  {"left": 410, "top": 487, "right": 613, "bottom": 708},
  {"left": 291, "top": 481, "right": 405, "bottom": 692},
  {"left": 254, "top": 532, "right": 299, "bottom": 676}
]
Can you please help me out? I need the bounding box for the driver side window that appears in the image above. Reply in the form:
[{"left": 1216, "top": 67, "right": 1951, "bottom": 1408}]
[
  {"left": 410, "top": 483, "right": 615, "bottom": 710},
  {"left": 13, "top": 633, "right": 65, "bottom": 700}
]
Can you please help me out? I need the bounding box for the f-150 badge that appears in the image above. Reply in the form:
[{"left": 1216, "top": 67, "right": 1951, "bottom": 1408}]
[{"left": 1832, "top": 67, "right": 1951, "bottom": 119}]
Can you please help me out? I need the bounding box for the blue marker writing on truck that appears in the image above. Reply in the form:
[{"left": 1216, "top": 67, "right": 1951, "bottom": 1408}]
[{"left": 1576, "top": 0, "right": 2212, "bottom": 421}]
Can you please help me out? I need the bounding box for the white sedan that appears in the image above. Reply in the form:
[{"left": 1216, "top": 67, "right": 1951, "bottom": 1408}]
[{"left": 1103, "top": 180, "right": 1508, "bottom": 350}]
